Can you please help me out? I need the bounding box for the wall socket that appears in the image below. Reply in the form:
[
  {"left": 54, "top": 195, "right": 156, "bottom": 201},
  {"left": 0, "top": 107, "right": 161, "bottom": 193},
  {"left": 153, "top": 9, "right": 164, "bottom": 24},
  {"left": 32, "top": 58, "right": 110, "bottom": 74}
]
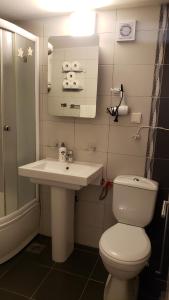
[{"left": 131, "top": 113, "right": 142, "bottom": 124}]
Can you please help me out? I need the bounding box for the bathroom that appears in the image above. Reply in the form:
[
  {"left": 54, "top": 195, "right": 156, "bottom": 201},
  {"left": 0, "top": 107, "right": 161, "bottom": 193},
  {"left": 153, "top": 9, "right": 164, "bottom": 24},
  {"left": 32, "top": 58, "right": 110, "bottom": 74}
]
[{"left": 0, "top": 0, "right": 168, "bottom": 299}]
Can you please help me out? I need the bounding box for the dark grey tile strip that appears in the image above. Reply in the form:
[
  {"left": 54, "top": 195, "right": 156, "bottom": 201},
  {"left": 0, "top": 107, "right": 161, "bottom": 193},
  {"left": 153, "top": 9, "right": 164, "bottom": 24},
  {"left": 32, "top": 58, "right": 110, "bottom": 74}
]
[
  {"left": 78, "top": 257, "right": 99, "bottom": 300},
  {"left": 0, "top": 287, "right": 29, "bottom": 299},
  {"left": 145, "top": 4, "right": 168, "bottom": 178},
  {"left": 29, "top": 268, "right": 53, "bottom": 300}
]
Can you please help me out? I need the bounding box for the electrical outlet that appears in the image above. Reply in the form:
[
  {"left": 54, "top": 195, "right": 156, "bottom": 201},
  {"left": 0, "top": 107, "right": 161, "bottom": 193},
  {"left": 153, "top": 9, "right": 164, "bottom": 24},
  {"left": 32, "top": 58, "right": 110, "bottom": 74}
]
[{"left": 131, "top": 113, "right": 142, "bottom": 124}]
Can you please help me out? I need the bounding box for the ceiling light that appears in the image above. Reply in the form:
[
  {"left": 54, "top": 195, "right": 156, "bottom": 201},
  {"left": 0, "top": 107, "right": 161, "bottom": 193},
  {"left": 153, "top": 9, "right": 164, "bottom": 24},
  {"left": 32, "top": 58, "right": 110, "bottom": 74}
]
[{"left": 70, "top": 10, "right": 96, "bottom": 36}]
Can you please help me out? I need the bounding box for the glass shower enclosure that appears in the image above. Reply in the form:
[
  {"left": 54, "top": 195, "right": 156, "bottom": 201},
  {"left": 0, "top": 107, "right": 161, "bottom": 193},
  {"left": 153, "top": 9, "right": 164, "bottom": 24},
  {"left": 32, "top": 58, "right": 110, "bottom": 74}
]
[{"left": 0, "top": 20, "right": 39, "bottom": 263}]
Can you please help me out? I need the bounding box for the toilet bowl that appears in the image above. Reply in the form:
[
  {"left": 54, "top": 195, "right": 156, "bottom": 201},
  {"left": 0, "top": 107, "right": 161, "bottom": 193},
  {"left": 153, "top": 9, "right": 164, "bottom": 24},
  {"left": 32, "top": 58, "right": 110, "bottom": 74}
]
[
  {"left": 99, "top": 175, "right": 158, "bottom": 300},
  {"left": 99, "top": 223, "right": 151, "bottom": 280}
]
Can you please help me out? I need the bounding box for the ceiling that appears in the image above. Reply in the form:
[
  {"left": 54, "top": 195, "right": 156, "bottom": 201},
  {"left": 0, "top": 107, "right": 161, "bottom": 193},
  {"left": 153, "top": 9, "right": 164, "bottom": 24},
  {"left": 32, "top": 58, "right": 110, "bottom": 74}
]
[{"left": 0, "top": 0, "right": 168, "bottom": 21}]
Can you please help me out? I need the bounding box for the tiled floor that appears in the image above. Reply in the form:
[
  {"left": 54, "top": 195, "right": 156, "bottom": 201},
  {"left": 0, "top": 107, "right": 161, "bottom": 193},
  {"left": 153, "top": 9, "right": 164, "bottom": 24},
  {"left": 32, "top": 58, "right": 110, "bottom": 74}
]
[
  {"left": 0, "top": 235, "right": 108, "bottom": 300},
  {"left": 0, "top": 234, "right": 167, "bottom": 300},
  {"left": 138, "top": 267, "right": 167, "bottom": 300}
]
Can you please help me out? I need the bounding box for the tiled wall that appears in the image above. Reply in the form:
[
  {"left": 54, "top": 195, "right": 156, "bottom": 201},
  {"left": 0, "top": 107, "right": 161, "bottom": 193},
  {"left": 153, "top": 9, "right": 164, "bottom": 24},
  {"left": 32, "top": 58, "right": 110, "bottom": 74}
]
[
  {"left": 16, "top": 5, "right": 160, "bottom": 247},
  {"left": 144, "top": 3, "right": 169, "bottom": 283}
]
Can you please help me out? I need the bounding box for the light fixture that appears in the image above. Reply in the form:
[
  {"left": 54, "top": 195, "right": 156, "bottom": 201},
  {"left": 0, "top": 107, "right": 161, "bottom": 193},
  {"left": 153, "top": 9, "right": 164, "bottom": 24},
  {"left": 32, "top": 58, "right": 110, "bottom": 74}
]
[{"left": 70, "top": 10, "right": 96, "bottom": 36}]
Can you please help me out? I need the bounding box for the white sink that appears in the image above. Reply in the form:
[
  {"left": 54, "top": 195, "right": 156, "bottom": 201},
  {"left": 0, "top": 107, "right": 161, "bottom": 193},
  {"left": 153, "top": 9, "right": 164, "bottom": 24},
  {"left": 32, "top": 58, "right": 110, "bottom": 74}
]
[
  {"left": 18, "top": 158, "right": 103, "bottom": 190},
  {"left": 18, "top": 158, "right": 103, "bottom": 263}
]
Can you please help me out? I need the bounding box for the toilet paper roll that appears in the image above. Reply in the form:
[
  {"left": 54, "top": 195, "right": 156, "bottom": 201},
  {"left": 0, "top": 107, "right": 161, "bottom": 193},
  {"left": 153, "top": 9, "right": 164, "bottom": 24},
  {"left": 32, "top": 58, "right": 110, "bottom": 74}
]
[
  {"left": 62, "top": 79, "right": 71, "bottom": 89},
  {"left": 71, "top": 61, "right": 81, "bottom": 72},
  {"left": 62, "top": 61, "right": 71, "bottom": 72},
  {"left": 70, "top": 79, "right": 81, "bottom": 89},
  {"left": 66, "top": 71, "right": 76, "bottom": 80}
]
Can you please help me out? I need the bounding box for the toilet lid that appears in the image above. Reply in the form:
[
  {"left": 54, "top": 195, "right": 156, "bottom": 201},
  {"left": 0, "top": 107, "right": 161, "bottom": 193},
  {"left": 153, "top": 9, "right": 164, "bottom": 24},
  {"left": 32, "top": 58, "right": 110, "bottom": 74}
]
[{"left": 99, "top": 223, "right": 151, "bottom": 263}]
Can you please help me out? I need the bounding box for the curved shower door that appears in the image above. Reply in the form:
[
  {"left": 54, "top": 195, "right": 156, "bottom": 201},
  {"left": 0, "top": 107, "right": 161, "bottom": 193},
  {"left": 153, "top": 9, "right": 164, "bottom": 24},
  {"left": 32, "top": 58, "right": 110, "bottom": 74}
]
[
  {"left": 0, "top": 29, "right": 37, "bottom": 217},
  {"left": 15, "top": 33, "right": 36, "bottom": 209},
  {"left": 0, "top": 30, "right": 18, "bottom": 216}
]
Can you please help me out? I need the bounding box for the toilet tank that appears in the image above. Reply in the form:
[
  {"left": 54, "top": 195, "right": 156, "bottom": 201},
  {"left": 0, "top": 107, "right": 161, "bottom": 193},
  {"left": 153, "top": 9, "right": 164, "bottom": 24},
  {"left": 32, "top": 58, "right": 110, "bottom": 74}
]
[{"left": 113, "top": 175, "right": 158, "bottom": 227}]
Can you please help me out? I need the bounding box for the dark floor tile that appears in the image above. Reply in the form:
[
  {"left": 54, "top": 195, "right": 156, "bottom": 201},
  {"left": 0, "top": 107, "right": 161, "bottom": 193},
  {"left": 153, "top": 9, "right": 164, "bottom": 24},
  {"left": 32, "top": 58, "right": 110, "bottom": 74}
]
[
  {"left": 54, "top": 249, "right": 98, "bottom": 277},
  {"left": 34, "top": 269, "right": 86, "bottom": 300},
  {"left": 0, "top": 252, "right": 24, "bottom": 278},
  {"left": 0, "top": 289, "right": 28, "bottom": 300},
  {"left": 91, "top": 258, "right": 108, "bottom": 283},
  {"left": 138, "top": 295, "right": 158, "bottom": 300},
  {"left": 32, "top": 235, "right": 52, "bottom": 247},
  {"left": 22, "top": 238, "right": 54, "bottom": 267},
  {"left": 0, "top": 258, "right": 50, "bottom": 297},
  {"left": 139, "top": 275, "right": 167, "bottom": 300},
  {"left": 80, "top": 280, "right": 104, "bottom": 300},
  {"left": 75, "top": 243, "right": 99, "bottom": 254}
]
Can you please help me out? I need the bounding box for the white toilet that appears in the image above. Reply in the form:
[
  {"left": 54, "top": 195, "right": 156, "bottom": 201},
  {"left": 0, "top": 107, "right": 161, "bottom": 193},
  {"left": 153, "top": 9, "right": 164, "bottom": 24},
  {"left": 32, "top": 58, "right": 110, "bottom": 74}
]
[{"left": 99, "top": 175, "right": 158, "bottom": 300}]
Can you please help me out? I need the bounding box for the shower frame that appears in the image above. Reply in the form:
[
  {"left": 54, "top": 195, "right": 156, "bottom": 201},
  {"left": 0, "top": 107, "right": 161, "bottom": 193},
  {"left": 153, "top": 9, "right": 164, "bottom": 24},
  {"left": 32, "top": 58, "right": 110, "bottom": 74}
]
[{"left": 0, "top": 18, "right": 39, "bottom": 263}]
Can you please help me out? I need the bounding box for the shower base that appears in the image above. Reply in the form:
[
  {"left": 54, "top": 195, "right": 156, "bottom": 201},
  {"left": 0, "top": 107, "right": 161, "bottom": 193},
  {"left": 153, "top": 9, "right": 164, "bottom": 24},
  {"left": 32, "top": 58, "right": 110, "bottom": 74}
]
[{"left": 0, "top": 198, "right": 40, "bottom": 263}]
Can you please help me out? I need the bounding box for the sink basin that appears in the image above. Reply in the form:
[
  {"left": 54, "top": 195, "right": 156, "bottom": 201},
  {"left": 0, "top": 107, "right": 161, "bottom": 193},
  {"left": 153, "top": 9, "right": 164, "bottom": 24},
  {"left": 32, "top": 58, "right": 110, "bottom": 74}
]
[
  {"left": 18, "top": 158, "right": 103, "bottom": 263},
  {"left": 18, "top": 158, "right": 103, "bottom": 190}
]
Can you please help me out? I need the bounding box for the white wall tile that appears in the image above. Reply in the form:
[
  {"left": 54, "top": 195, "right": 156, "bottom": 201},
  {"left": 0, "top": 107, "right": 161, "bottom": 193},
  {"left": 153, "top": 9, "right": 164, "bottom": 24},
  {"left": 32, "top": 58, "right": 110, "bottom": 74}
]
[
  {"left": 96, "top": 10, "right": 117, "bottom": 33},
  {"left": 104, "top": 200, "right": 117, "bottom": 230},
  {"left": 113, "top": 64, "right": 155, "bottom": 97},
  {"left": 43, "top": 16, "right": 70, "bottom": 37},
  {"left": 39, "top": 185, "right": 51, "bottom": 236},
  {"left": 16, "top": 20, "right": 44, "bottom": 37},
  {"left": 97, "top": 65, "right": 113, "bottom": 96},
  {"left": 40, "top": 66, "right": 48, "bottom": 94},
  {"left": 41, "top": 37, "right": 48, "bottom": 67},
  {"left": 75, "top": 225, "right": 103, "bottom": 248},
  {"left": 40, "top": 94, "right": 55, "bottom": 122},
  {"left": 78, "top": 185, "right": 103, "bottom": 203},
  {"left": 99, "top": 33, "right": 115, "bottom": 65},
  {"left": 44, "top": 145, "right": 59, "bottom": 159},
  {"left": 107, "top": 153, "right": 146, "bottom": 180},
  {"left": 74, "top": 149, "right": 107, "bottom": 178},
  {"left": 39, "top": 37, "right": 44, "bottom": 66},
  {"left": 110, "top": 97, "right": 151, "bottom": 126},
  {"left": 19, "top": 6, "right": 160, "bottom": 247},
  {"left": 108, "top": 126, "right": 149, "bottom": 156},
  {"left": 116, "top": 5, "right": 160, "bottom": 31},
  {"left": 114, "top": 30, "right": 158, "bottom": 65},
  {"left": 75, "top": 201, "right": 104, "bottom": 228},
  {"left": 43, "top": 120, "right": 75, "bottom": 149},
  {"left": 75, "top": 123, "right": 109, "bottom": 152}
]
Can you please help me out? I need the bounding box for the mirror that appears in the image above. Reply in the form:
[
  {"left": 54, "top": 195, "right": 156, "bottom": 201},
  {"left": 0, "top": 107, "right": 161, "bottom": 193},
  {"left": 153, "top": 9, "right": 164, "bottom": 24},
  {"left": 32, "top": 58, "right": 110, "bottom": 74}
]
[{"left": 48, "top": 35, "right": 99, "bottom": 118}]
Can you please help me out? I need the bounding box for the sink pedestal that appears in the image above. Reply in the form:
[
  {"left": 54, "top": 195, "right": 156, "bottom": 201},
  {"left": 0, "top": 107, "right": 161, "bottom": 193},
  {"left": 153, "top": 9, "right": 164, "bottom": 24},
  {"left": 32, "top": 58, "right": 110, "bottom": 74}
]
[
  {"left": 51, "top": 187, "right": 75, "bottom": 262},
  {"left": 19, "top": 158, "right": 103, "bottom": 262}
]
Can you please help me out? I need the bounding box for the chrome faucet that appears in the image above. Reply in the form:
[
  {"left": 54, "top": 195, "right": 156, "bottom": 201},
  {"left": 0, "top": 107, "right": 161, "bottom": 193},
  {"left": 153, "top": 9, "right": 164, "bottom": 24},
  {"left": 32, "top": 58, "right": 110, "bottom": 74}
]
[{"left": 66, "top": 150, "right": 73, "bottom": 163}]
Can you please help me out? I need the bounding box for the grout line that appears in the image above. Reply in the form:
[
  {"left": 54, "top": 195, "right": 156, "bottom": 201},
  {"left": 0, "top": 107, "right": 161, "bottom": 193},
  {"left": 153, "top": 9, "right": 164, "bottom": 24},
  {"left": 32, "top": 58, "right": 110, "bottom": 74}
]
[
  {"left": 0, "top": 287, "right": 29, "bottom": 299},
  {"left": 74, "top": 246, "right": 99, "bottom": 255},
  {"left": 78, "top": 257, "right": 99, "bottom": 300},
  {"left": 51, "top": 266, "right": 89, "bottom": 280},
  {"left": 29, "top": 267, "right": 53, "bottom": 299},
  {"left": 89, "top": 278, "right": 105, "bottom": 284},
  {"left": 0, "top": 253, "right": 25, "bottom": 280}
]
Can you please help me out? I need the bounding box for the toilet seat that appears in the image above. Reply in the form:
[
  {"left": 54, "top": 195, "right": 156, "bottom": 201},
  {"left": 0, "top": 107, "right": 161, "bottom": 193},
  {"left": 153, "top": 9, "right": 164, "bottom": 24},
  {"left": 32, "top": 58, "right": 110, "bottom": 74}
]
[{"left": 99, "top": 223, "right": 151, "bottom": 264}]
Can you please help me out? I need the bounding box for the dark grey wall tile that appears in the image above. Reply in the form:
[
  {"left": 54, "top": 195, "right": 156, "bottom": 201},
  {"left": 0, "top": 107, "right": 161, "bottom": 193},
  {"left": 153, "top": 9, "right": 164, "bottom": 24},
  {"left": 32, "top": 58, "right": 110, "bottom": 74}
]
[
  {"left": 154, "top": 131, "right": 169, "bottom": 159},
  {"left": 152, "top": 159, "right": 169, "bottom": 189},
  {"left": 160, "top": 65, "right": 169, "bottom": 97}
]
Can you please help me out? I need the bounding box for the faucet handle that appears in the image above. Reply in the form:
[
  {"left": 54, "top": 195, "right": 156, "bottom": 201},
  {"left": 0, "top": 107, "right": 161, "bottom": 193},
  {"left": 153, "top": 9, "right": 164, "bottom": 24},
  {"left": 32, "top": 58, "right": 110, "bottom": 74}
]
[{"left": 67, "top": 150, "right": 73, "bottom": 162}]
